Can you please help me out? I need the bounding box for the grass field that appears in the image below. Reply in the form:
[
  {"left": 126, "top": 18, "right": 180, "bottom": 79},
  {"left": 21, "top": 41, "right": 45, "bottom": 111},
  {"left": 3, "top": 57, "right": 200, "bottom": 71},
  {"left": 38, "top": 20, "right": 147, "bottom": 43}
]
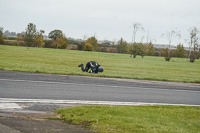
[
  {"left": 56, "top": 105, "right": 200, "bottom": 133},
  {"left": 0, "top": 45, "right": 200, "bottom": 83},
  {"left": 1, "top": 45, "right": 200, "bottom": 132}
]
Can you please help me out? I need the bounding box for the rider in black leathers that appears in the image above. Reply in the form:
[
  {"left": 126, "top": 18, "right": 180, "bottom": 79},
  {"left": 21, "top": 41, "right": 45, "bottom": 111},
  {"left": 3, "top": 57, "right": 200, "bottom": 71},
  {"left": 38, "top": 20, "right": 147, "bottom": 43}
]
[{"left": 78, "top": 61, "right": 104, "bottom": 73}]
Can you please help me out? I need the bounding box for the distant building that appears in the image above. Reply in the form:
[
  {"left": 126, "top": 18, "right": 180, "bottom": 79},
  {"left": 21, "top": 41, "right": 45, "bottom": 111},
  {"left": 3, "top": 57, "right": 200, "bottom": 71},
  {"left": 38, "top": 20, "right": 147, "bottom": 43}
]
[
  {"left": 3, "top": 30, "right": 17, "bottom": 37},
  {"left": 152, "top": 44, "right": 176, "bottom": 50},
  {"left": 152, "top": 44, "right": 195, "bottom": 51}
]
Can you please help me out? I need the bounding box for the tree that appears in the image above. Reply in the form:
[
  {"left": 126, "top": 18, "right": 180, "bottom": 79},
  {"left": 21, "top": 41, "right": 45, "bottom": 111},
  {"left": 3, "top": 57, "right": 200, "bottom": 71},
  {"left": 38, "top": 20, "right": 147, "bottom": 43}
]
[
  {"left": 16, "top": 33, "right": 22, "bottom": 46},
  {"left": 131, "top": 23, "right": 144, "bottom": 43},
  {"left": 77, "top": 41, "right": 85, "bottom": 50},
  {"left": 34, "top": 30, "right": 45, "bottom": 47},
  {"left": 48, "top": 30, "right": 68, "bottom": 49},
  {"left": 161, "top": 29, "right": 181, "bottom": 61},
  {"left": 145, "top": 42, "right": 155, "bottom": 56},
  {"left": 188, "top": 27, "right": 199, "bottom": 62},
  {"left": 83, "top": 37, "right": 98, "bottom": 51},
  {"left": 0, "top": 27, "right": 4, "bottom": 44},
  {"left": 129, "top": 43, "right": 145, "bottom": 58},
  {"left": 48, "top": 30, "right": 62, "bottom": 41},
  {"left": 83, "top": 42, "right": 93, "bottom": 51},
  {"left": 24, "top": 23, "right": 36, "bottom": 47},
  {"left": 116, "top": 38, "right": 128, "bottom": 54},
  {"left": 176, "top": 44, "right": 185, "bottom": 58},
  {"left": 52, "top": 34, "right": 68, "bottom": 49},
  {"left": 161, "top": 48, "right": 171, "bottom": 61}
]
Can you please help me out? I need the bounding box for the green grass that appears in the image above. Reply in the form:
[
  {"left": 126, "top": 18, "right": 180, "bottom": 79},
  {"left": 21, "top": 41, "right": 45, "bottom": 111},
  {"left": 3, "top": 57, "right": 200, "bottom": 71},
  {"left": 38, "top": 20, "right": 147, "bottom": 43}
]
[
  {"left": 56, "top": 105, "right": 200, "bottom": 133},
  {"left": 0, "top": 45, "right": 200, "bottom": 83}
]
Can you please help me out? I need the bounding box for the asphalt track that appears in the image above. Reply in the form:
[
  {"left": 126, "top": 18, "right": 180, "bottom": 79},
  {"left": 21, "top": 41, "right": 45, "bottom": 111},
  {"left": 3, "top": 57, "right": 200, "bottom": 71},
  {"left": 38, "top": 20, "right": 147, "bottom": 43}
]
[{"left": 0, "top": 70, "right": 200, "bottom": 106}]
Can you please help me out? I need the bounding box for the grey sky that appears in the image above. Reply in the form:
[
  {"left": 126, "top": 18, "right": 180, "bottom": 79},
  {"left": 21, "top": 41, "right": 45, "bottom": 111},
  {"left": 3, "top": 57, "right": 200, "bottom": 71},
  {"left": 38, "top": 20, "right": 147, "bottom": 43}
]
[{"left": 0, "top": 0, "right": 200, "bottom": 46}]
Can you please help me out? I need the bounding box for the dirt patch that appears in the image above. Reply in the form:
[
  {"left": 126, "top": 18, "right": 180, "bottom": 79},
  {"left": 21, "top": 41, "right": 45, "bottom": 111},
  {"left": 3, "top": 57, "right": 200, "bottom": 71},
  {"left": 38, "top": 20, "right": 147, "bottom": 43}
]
[{"left": 0, "top": 103, "right": 93, "bottom": 133}]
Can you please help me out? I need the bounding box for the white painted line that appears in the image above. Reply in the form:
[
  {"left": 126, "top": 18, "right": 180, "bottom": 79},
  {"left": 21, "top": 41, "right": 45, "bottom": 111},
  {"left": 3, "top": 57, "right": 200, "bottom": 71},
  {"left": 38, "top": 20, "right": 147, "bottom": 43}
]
[
  {"left": 0, "top": 98, "right": 199, "bottom": 107},
  {"left": 0, "top": 103, "right": 22, "bottom": 109},
  {"left": 0, "top": 78, "right": 199, "bottom": 92}
]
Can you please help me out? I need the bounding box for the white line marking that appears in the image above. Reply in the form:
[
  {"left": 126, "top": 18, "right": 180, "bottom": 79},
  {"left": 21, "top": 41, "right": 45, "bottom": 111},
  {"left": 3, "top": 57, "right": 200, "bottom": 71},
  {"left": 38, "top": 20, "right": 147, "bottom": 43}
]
[
  {"left": 0, "top": 98, "right": 199, "bottom": 107},
  {"left": 0, "top": 78, "right": 199, "bottom": 92},
  {"left": 0, "top": 103, "right": 22, "bottom": 109}
]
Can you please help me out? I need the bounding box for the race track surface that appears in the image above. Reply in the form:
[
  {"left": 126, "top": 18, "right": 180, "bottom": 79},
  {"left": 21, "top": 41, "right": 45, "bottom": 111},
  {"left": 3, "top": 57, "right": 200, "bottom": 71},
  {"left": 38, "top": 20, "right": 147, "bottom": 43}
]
[{"left": 0, "top": 70, "right": 200, "bottom": 106}]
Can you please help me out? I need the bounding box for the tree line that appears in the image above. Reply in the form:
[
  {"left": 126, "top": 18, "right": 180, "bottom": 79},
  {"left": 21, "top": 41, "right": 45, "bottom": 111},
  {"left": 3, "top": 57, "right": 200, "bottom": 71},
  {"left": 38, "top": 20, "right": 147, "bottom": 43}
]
[
  {"left": 0, "top": 23, "right": 99, "bottom": 51},
  {"left": 0, "top": 23, "right": 200, "bottom": 62},
  {"left": 114, "top": 38, "right": 190, "bottom": 59}
]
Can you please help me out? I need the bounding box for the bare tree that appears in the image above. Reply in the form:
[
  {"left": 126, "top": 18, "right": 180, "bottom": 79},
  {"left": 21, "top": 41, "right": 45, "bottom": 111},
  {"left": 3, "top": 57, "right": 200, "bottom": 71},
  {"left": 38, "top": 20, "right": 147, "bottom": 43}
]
[
  {"left": 149, "top": 36, "right": 156, "bottom": 44},
  {"left": 131, "top": 23, "right": 144, "bottom": 43},
  {"left": 161, "top": 29, "right": 181, "bottom": 61},
  {"left": 188, "top": 27, "right": 199, "bottom": 62},
  {"left": 140, "top": 36, "right": 145, "bottom": 43},
  {"left": 162, "top": 29, "right": 181, "bottom": 49},
  {"left": 189, "top": 27, "right": 199, "bottom": 52},
  {"left": 146, "top": 29, "right": 149, "bottom": 44},
  {"left": 146, "top": 30, "right": 157, "bottom": 44}
]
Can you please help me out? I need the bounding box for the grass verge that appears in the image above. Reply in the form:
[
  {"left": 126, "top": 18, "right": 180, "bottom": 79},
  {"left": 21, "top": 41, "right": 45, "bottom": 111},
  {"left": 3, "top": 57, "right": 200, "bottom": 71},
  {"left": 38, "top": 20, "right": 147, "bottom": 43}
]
[
  {"left": 56, "top": 105, "right": 200, "bottom": 133},
  {"left": 0, "top": 45, "right": 200, "bottom": 83}
]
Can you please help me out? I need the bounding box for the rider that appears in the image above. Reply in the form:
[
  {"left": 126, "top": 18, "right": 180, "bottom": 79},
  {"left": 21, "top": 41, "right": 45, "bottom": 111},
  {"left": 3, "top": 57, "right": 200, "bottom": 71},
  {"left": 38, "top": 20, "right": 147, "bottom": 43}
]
[{"left": 78, "top": 61, "right": 104, "bottom": 73}]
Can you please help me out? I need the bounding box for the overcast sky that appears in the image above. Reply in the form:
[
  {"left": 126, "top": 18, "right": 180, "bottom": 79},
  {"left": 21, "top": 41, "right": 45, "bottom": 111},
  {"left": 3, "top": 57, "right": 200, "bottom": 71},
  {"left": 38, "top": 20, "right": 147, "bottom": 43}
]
[{"left": 0, "top": 0, "right": 200, "bottom": 46}]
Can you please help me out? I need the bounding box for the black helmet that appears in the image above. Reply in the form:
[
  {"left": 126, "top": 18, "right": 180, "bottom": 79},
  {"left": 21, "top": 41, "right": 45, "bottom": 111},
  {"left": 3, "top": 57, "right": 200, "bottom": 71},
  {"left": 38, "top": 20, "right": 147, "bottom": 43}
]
[{"left": 98, "top": 66, "right": 104, "bottom": 72}]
